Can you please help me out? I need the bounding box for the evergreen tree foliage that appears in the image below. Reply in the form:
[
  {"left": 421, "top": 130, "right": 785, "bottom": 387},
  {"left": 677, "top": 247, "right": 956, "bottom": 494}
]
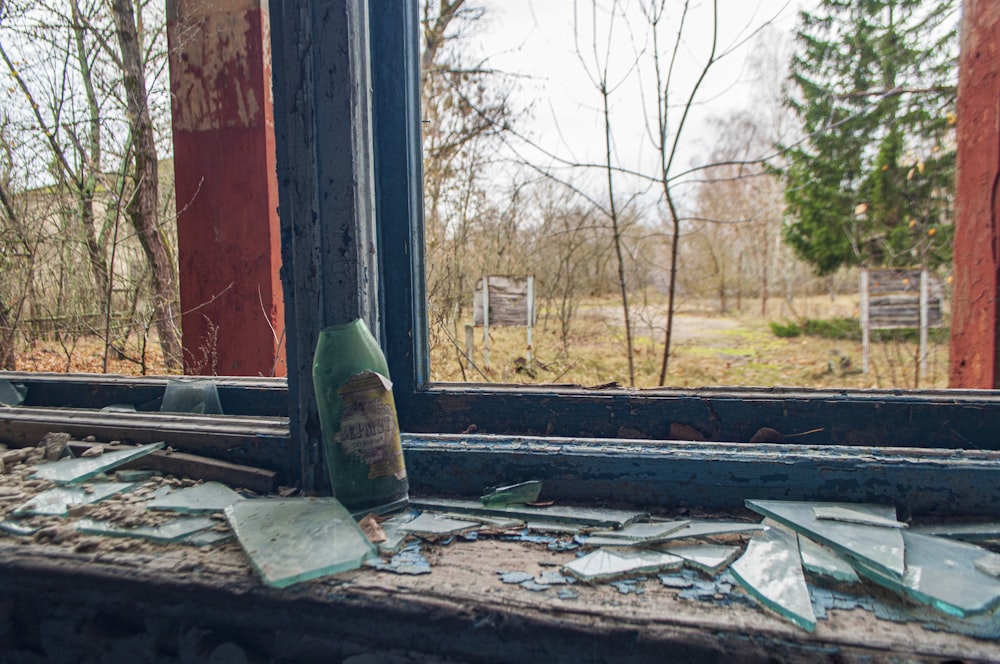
[{"left": 782, "top": 0, "right": 958, "bottom": 275}]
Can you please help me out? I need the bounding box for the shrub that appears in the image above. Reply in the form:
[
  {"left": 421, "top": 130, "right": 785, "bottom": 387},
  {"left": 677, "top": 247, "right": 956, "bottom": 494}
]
[
  {"left": 769, "top": 321, "right": 802, "bottom": 338},
  {"left": 803, "top": 317, "right": 860, "bottom": 340}
]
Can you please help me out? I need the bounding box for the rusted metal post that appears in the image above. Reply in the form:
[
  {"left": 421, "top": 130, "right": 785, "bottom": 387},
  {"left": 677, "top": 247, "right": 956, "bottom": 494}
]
[
  {"left": 166, "top": 0, "right": 285, "bottom": 377},
  {"left": 950, "top": 0, "right": 1000, "bottom": 388}
]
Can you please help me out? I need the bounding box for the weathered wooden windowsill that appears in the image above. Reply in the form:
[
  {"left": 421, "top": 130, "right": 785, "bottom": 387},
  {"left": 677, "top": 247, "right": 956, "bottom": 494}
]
[{"left": 1, "top": 521, "right": 996, "bottom": 662}]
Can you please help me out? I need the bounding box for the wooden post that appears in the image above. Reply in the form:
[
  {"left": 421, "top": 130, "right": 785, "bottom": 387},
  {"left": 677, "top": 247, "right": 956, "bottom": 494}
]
[
  {"left": 269, "top": 0, "right": 379, "bottom": 490},
  {"left": 950, "top": 0, "right": 1000, "bottom": 388},
  {"left": 526, "top": 276, "right": 535, "bottom": 364},
  {"left": 482, "top": 275, "right": 490, "bottom": 371},
  {"left": 860, "top": 269, "right": 870, "bottom": 374},
  {"left": 919, "top": 269, "right": 929, "bottom": 382},
  {"left": 167, "top": 0, "right": 285, "bottom": 377},
  {"left": 465, "top": 324, "right": 474, "bottom": 365}
]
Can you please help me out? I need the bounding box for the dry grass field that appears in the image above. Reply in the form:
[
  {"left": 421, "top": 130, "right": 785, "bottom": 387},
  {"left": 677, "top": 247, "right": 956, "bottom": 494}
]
[
  {"left": 429, "top": 295, "right": 950, "bottom": 390},
  {"left": 10, "top": 295, "right": 949, "bottom": 390}
]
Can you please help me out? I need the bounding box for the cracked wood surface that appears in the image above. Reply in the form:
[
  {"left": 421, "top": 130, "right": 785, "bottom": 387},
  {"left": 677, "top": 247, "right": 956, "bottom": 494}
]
[{"left": 1, "top": 533, "right": 997, "bottom": 662}]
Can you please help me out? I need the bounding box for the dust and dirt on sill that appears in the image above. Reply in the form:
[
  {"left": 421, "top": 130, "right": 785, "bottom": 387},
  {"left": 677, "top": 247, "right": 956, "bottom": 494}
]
[{"left": 1, "top": 435, "right": 999, "bottom": 642}]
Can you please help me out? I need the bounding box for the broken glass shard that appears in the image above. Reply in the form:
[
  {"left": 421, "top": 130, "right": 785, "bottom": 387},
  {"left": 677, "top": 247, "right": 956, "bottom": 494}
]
[
  {"left": 537, "top": 571, "right": 570, "bottom": 585},
  {"left": 854, "top": 531, "right": 1000, "bottom": 617},
  {"left": 658, "top": 520, "right": 766, "bottom": 541},
  {"left": 0, "top": 519, "right": 40, "bottom": 536},
  {"left": 910, "top": 522, "right": 1000, "bottom": 543},
  {"left": 746, "top": 499, "right": 904, "bottom": 580},
  {"left": 581, "top": 536, "right": 644, "bottom": 548},
  {"left": 525, "top": 521, "right": 581, "bottom": 534},
  {"left": 610, "top": 579, "right": 644, "bottom": 595},
  {"left": 798, "top": 534, "right": 860, "bottom": 584},
  {"left": 100, "top": 403, "right": 136, "bottom": 413},
  {"left": 160, "top": 377, "right": 223, "bottom": 415},
  {"left": 813, "top": 505, "right": 907, "bottom": 529},
  {"left": 398, "top": 512, "right": 480, "bottom": 536},
  {"left": 147, "top": 481, "right": 243, "bottom": 514},
  {"left": 589, "top": 520, "right": 689, "bottom": 542},
  {"left": 76, "top": 516, "right": 216, "bottom": 544},
  {"left": 974, "top": 552, "right": 1000, "bottom": 578},
  {"left": 0, "top": 379, "right": 26, "bottom": 406},
  {"left": 376, "top": 510, "right": 419, "bottom": 553},
  {"left": 520, "top": 580, "right": 551, "bottom": 592},
  {"left": 658, "top": 574, "right": 694, "bottom": 589},
  {"left": 447, "top": 514, "right": 524, "bottom": 530},
  {"left": 730, "top": 525, "right": 816, "bottom": 632},
  {"left": 665, "top": 544, "right": 741, "bottom": 576},
  {"left": 115, "top": 469, "right": 159, "bottom": 483},
  {"left": 498, "top": 571, "right": 535, "bottom": 584},
  {"left": 481, "top": 480, "right": 542, "bottom": 506},
  {"left": 33, "top": 442, "right": 164, "bottom": 484},
  {"left": 12, "top": 482, "right": 136, "bottom": 516},
  {"left": 180, "top": 529, "right": 234, "bottom": 547},
  {"left": 366, "top": 542, "right": 431, "bottom": 575},
  {"left": 225, "top": 498, "right": 376, "bottom": 589},
  {"left": 410, "top": 497, "right": 646, "bottom": 528},
  {"left": 563, "top": 548, "right": 682, "bottom": 582}
]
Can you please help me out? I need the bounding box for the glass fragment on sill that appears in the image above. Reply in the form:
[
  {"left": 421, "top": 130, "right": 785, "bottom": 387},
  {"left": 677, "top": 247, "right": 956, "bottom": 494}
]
[
  {"left": 536, "top": 571, "right": 571, "bottom": 585},
  {"left": 398, "top": 512, "right": 480, "bottom": 536},
  {"left": 375, "top": 510, "right": 419, "bottom": 553},
  {"left": 910, "top": 522, "right": 1000, "bottom": 542},
  {"left": 588, "top": 520, "right": 690, "bottom": 543},
  {"left": 0, "top": 379, "right": 26, "bottom": 406},
  {"left": 520, "top": 579, "right": 551, "bottom": 592},
  {"left": 973, "top": 552, "right": 1000, "bottom": 578},
  {"left": 100, "top": 403, "right": 137, "bottom": 413},
  {"left": 160, "top": 377, "right": 223, "bottom": 415},
  {"left": 853, "top": 531, "right": 1000, "bottom": 617},
  {"left": 76, "top": 515, "right": 217, "bottom": 544},
  {"left": 562, "top": 548, "right": 683, "bottom": 582},
  {"left": 656, "top": 520, "right": 766, "bottom": 541},
  {"left": 746, "top": 499, "right": 905, "bottom": 580},
  {"left": 409, "top": 497, "right": 646, "bottom": 528},
  {"left": 813, "top": 505, "right": 907, "bottom": 529},
  {"left": 664, "top": 544, "right": 741, "bottom": 576},
  {"left": 730, "top": 524, "right": 817, "bottom": 632},
  {"left": 147, "top": 481, "right": 243, "bottom": 514},
  {"left": 115, "top": 469, "right": 159, "bottom": 483},
  {"left": 497, "top": 571, "right": 534, "bottom": 584},
  {"left": 658, "top": 574, "right": 694, "bottom": 589},
  {"left": 33, "top": 442, "right": 164, "bottom": 484},
  {"left": 366, "top": 541, "right": 431, "bottom": 575},
  {"left": 447, "top": 513, "right": 524, "bottom": 530},
  {"left": 797, "top": 534, "right": 860, "bottom": 584},
  {"left": 12, "top": 482, "right": 137, "bottom": 517},
  {"left": 225, "top": 497, "right": 376, "bottom": 589},
  {"left": 481, "top": 480, "right": 542, "bottom": 506},
  {"left": 179, "top": 528, "right": 234, "bottom": 547},
  {"left": 609, "top": 578, "right": 645, "bottom": 595},
  {"left": 0, "top": 519, "right": 40, "bottom": 536},
  {"left": 525, "top": 521, "right": 582, "bottom": 534}
]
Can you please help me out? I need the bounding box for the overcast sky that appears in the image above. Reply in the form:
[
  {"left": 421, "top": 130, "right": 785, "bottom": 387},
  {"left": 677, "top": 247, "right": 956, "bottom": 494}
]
[{"left": 466, "top": 0, "right": 805, "bottom": 204}]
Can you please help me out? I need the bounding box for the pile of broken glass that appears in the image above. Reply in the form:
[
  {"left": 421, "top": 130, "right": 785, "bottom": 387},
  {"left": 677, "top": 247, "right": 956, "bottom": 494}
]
[{"left": 3, "top": 446, "right": 999, "bottom": 636}]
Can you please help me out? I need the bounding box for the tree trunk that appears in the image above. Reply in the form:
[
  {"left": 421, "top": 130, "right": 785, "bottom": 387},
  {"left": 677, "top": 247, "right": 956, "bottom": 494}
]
[
  {"left": 0, "top": 293, "right": 15, "bottom": 371},
  {"left": 109, "top": 0, "right": 182, "bottom": 371}
]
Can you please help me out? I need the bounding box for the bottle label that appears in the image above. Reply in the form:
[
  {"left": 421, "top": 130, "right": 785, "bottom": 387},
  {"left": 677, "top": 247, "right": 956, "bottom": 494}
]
[{"left": 334, "top": 371, "right": 407, "bottom": 481}]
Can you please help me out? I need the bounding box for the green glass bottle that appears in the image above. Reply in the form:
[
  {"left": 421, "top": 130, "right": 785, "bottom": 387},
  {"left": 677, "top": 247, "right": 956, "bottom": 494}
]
[{"left": 312, "top": 318, "right": 409, "bottom": 513}]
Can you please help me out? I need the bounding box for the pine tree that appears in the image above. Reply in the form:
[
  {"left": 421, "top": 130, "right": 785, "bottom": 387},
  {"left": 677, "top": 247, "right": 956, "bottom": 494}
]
[{"left": 782, "top": 0, "right": 957, "bottom": 276}]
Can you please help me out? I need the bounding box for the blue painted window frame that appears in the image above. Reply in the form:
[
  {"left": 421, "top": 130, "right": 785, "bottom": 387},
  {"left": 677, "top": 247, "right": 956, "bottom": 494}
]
[{"left": 369, "top": 2, "right": 1000, "bottom": 453}]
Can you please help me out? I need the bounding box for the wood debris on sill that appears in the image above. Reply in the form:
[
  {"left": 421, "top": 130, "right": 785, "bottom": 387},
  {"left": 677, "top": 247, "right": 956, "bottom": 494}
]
[{"left": 1, "top": 436, "right": 999, "bottom": 644}]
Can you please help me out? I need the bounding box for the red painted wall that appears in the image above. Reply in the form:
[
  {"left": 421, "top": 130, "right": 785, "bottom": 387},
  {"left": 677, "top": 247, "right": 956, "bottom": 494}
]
[
  {"left": 951, "top": 0, "right": 1000, "bottom": 388},
  {"left": 167, "top": 0, "right": 285, "bottom": 376}
]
